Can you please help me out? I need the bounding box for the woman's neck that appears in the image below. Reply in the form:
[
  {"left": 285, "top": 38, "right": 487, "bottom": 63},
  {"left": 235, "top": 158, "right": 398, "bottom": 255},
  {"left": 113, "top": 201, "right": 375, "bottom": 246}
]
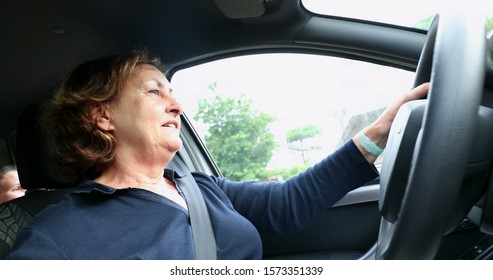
[
  {"left": 94, "top": 158, "right": 188, "bottom": 210},
  {"left": 97, "top": 155, "right": 164, "bottom": 186}
]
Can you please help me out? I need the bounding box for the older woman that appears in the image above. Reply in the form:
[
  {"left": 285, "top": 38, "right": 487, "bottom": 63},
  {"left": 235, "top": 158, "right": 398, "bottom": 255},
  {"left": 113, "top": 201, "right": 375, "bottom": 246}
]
[
  {"left": 7, "top": 51, "right": 429, "bottom": 259},
  {"left": 0, "top": 165, "right": 25, "bottom": 204}
]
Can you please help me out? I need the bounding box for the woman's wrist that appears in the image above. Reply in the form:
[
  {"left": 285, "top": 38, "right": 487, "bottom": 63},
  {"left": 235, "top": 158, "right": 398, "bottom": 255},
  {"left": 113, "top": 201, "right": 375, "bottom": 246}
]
[
  {"left": 353, "top": 124, "right": 387, "bottom": 164},
  {"left": 355, "top": 132, "right": 383, "bottom": 156}
]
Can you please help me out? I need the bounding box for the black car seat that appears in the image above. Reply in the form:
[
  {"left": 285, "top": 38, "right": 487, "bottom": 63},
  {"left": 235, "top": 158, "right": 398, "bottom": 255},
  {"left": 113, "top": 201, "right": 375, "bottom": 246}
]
[{"left": 0, "top": 103, "right": 75, "bottom": 259}]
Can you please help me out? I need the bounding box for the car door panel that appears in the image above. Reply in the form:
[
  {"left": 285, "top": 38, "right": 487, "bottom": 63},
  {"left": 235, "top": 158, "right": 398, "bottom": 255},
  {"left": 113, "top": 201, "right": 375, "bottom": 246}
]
[{"left": 261, "top": 186, "right": 380, "bottom": 259}]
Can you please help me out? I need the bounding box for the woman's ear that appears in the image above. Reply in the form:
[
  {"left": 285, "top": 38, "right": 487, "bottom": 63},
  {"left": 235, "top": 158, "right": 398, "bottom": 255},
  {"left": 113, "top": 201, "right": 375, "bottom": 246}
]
[{"left": 91, "top": 103, "right": 114, "bottom": 132}]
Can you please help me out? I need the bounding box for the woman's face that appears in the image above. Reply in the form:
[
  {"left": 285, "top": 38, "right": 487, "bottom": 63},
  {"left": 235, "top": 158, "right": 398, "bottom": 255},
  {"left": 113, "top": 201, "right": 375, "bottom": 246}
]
[
  {"left": 0, "top": 170, "right": 25, "bottom": 203},
  {"left": 105, "top": 64, "right": 183, "bottom": 164}
]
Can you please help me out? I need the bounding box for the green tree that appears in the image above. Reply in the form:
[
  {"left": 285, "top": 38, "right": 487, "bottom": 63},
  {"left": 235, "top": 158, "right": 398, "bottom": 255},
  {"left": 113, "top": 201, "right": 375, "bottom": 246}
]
[
  {"left": 285, "top": 124, "right": 321, "bottom": 164},
  {"left": 194, "top": 93, "right": 277, "bottom": 181},
  {"left": 487, "top": 16, "right": 493, "bottom": 33},
  {"left": 413, "top": 15, "right": 434, "bottom": 30},
  {"left": 266, "top": 163, "right": 311, "bottom": 181}
]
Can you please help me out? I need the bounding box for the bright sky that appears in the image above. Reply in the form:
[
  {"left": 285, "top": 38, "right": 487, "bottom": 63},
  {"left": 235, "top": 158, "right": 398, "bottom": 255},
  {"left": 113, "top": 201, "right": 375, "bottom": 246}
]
[{"left": 303, "top": 0, "right": 492, "bottom": 28}]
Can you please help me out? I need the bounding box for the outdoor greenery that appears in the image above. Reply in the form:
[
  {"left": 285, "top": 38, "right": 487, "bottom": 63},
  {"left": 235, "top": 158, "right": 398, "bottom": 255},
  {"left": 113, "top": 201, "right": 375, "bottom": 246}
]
[
  {"left": 194, "top": 92, "right": 277, "bottom": 181},
  {"left": 194, "top": 91, "right": 325, "bottom": 181},
  {"left": 264, "top": 163, "right": 312, "bottom": 182},
  {"left": 285, "top": 124, "right": 322, "bottom": 164}
]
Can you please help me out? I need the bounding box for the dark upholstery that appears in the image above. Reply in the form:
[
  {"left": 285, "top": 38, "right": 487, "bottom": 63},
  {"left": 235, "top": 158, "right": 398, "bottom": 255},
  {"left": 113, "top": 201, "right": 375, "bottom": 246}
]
[
  {"left": 0, "top": 190, "right": 71, "bottom": 259},
  {"left": 0, "top": 203, "right": 31, "bottom": 258},
  {"left": 0, "top": 103, "right": 75, "bottom": 259},
  {"left": 15, "top": 103, "right": 74, "bottom": 190}
]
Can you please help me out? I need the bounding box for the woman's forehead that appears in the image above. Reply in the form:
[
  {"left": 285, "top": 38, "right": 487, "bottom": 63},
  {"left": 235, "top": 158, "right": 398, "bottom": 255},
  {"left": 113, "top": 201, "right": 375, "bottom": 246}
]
[
  {"left": 131, "top": 64, "right": 169, "bottom": 86},
  {"left": 0, "top": 170, "right": 19, "bottom": 183}
]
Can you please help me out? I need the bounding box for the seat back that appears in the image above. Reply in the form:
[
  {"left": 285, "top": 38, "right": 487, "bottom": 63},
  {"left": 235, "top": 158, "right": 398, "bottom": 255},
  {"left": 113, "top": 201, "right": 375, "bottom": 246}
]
[{"left": 0, "top": 103, "right": 75, "bottom": 259}]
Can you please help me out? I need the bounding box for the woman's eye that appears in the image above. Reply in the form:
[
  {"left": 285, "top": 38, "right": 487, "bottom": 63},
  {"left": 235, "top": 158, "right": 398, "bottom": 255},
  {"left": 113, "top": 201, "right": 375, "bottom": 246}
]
[
  {"left": 10, "top": 185, "right": 23, "bottom": 192},
  {"left": 149, "top": 89, "right": 160, "bottom": 95}
]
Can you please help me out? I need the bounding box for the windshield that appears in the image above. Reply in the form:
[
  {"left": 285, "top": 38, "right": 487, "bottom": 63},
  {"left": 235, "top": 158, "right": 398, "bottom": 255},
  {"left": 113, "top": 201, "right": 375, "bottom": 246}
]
[{"left": 302, "top": 0, "right": 493, "bottom": 32}]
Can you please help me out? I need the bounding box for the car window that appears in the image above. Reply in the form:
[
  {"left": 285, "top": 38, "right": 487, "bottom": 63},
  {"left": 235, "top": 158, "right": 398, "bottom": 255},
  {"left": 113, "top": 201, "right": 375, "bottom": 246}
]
[
  {"left": 303, "top": 0, "right": 493, "bottom": 32},
  {"left": 172, "top": 54, "right": 414, "bottom": 181}
]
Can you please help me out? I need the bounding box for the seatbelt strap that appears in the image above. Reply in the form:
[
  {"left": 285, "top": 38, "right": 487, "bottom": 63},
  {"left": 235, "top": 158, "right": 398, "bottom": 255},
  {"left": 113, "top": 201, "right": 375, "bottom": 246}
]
[{"left": 167, "top": 157, "right": 217, "bottom": 260}]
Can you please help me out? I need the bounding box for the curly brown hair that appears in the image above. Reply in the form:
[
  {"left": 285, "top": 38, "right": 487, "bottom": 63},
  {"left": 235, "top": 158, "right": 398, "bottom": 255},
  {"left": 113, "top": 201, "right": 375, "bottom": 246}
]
[{"left": 44, "top": 50, "right": 164, "bottom": 180}]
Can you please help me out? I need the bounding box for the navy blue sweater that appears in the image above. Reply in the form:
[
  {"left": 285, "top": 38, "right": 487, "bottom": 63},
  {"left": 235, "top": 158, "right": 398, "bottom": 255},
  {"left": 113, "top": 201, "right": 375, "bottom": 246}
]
[{"left": 7, "top": 140, "right": 378, "bottom": 259}]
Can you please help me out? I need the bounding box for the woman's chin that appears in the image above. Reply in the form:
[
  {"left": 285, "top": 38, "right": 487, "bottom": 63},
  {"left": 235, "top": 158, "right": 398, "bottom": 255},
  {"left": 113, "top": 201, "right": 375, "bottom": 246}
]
[{"left": 167, "top": 139, "right": 183, "bottom": 153}]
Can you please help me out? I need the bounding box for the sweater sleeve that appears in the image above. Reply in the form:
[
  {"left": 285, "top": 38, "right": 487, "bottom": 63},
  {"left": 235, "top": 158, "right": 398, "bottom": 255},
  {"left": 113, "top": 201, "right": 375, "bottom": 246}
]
[{"left": 212, "top": 140, "right": 379, "bottom": 234}]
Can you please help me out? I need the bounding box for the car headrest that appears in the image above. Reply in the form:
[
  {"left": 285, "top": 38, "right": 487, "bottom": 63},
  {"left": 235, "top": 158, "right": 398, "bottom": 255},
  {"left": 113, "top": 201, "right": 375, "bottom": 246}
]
[{"left": 14, "top": 103, "right": 75, "bottom": 190}]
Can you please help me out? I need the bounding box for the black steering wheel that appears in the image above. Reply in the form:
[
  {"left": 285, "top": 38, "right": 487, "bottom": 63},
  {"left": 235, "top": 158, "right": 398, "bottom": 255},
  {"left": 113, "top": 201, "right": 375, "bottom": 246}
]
[{"left": 370, "top": 12, "right": 487, "bottom": 259}]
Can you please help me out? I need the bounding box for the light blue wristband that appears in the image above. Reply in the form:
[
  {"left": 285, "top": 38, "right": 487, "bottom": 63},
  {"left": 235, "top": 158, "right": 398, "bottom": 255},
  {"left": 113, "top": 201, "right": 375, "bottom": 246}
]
[{"left": 356, "top": 132, "right": 384, "bottom": 157}]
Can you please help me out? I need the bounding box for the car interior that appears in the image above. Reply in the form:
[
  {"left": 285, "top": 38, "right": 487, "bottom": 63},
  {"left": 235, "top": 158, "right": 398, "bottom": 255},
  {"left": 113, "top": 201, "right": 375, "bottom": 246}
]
[{"left": 1, "top": 0, "right": 493, "bottom": 260}]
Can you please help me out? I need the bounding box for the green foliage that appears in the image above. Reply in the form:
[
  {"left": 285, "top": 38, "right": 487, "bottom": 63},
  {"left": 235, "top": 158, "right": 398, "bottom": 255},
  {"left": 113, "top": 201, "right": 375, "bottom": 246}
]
[
  {"left": 487, "top": 17, "right": 493, "bottom": 33},
  {"left": 413, "top": 15, "right": 434, "bottom": 30},
  {"left": 265, "top": 163, "right": 311, "bottom": 181},
  {"left": 285, "top": 124, "right": 321, "bottom": 144},
  {"left": 285, "top": 124, "right": 321, "bottom": 164},
  {"left": 194, "top": 93, "right": 277, "bottom": 181}
]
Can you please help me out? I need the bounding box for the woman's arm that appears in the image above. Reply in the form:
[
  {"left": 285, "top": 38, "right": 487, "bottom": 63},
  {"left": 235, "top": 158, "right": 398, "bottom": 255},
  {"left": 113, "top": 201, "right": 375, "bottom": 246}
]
[{"left": 215, "top": 140, "right": 378, "bottom": 234}]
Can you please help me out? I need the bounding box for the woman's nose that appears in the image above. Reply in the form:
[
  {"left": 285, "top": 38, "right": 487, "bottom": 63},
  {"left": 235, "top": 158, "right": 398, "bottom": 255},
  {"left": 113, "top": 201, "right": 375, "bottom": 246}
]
[{"left": 166, "top": 95, "right": 184, "bottom": 116}]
